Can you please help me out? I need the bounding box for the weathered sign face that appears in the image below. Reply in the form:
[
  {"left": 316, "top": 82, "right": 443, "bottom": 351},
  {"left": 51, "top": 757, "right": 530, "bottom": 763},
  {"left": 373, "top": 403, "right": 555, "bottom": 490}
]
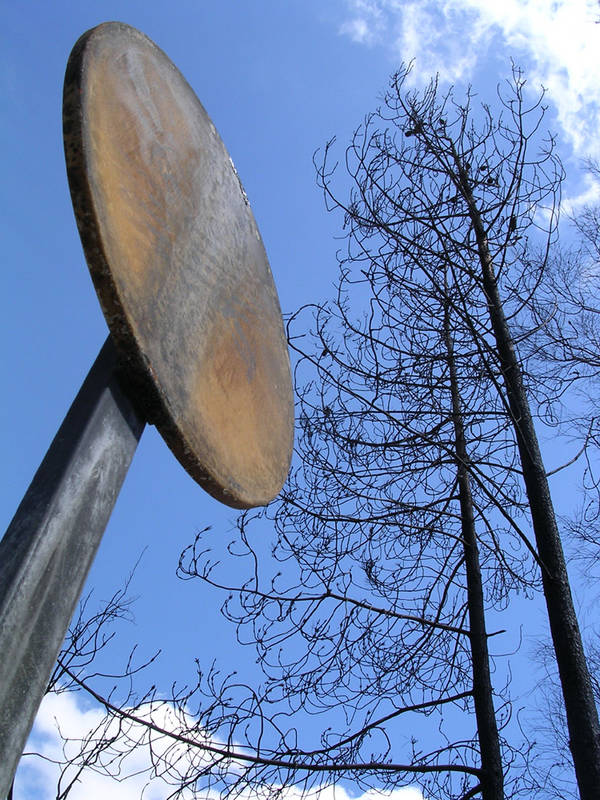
[{"left": 63, "top": 22, "right": 294, "bottom": 508}]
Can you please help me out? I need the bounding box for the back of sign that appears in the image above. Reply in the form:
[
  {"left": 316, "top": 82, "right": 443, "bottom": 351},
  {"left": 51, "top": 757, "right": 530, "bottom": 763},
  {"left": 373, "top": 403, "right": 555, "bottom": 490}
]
[{"left": 63, "top": 22, "right": 294, "bottom": 509}]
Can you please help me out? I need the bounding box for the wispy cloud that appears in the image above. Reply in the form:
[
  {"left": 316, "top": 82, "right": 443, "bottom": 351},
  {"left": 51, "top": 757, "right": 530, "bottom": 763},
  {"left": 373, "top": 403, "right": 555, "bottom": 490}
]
[
  {"left": 340, "top": 0, "right": 385, "bottom": 44},
  {"left": 15, "top": 691, "right": 425, "bottom": 800},
  {"left": 458, "top": 0, "right": 600, "bottom": 162},
  {"left": 339, "top": 0, "right": 600, "bottom": 164}
]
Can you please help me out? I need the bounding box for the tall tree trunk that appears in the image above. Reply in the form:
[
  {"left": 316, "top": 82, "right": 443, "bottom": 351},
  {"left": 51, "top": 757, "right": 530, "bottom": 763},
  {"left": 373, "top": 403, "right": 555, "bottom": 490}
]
[
  {"left": 460, "top": 169, "right": 600, "bottom": 799},
  {"left": 443, "top": 298, "right": 505, "bottom": 800}
]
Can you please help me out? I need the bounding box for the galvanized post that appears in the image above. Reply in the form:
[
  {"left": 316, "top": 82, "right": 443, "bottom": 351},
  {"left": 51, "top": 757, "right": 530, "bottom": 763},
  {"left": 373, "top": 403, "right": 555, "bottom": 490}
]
[{"left": 0, "top": 337, "right": 145, "bottom": 797}]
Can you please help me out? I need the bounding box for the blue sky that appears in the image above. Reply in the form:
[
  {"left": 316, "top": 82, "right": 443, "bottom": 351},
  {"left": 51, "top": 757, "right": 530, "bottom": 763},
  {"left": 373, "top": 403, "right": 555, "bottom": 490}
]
[{"left": 2, "top": 1, "right": 600, "bottom": 798}]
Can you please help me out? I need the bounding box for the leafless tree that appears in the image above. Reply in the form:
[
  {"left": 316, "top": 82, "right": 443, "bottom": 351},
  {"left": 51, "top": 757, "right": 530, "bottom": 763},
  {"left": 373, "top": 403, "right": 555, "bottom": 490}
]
[
  {"left": 311, "top": 64, "right": 600, "bottom": 798},
  {"left": 15, "top": 67, "right": 600, "bottom": 800},
  {"left": 186, "top": 64, "right": 598, "bottom": 797},
  {"left": 520, "top": 161, "right": 600, "bottom": 797}
]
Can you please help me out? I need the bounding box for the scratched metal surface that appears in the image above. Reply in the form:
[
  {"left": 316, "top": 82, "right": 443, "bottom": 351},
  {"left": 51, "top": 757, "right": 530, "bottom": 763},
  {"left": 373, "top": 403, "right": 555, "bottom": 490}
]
[{"left": 62, "top": 22, "right": 293, "bottom": 509}]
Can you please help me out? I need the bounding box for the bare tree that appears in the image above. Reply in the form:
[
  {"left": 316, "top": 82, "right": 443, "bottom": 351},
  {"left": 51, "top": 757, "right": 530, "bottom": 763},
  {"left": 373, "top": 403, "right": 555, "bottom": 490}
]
[
  {"left": 15, "top": 67, "right": 600, "bottom": 800},
  {"left": 186, "top": 64, "right": 597, "bottom": 797},
  {"left": 522, "top": 163, "right": 600, "bottom": 797},
  {"left": 304, "top": 62, "right": 600, "bottom": 799},
  {"left": 304, "top": 64, "right": 600, "bottom": 796}
]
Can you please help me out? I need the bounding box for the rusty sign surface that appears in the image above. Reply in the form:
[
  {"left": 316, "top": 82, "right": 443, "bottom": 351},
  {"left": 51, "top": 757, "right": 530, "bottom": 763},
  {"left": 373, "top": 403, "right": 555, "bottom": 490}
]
[{"left": 63, "top": 22, "right": 294, "bottom": 508}]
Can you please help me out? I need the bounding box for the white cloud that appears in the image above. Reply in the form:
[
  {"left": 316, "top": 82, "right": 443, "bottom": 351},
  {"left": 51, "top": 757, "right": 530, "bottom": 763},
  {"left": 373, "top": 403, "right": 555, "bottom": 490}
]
[
  {"left": 339, "top": 0, "right": 386, "bottom": 45},
  {"left": 561, "top": 168, "right": 600, "bottom": 216},
  {"left": 341, "top": 17, "right": 375, "bottom": 44},
  {"left": 339, "top": 0, "right": 494, "bottom": 82},
  {"left": 339, "top": 0, "right": 600, "bottom": 160},
  {"left": 14, "top": 691, "right": 426, "bottom": 800},
  {"left": 16, "top": 692, "right": 203, "bottom": 800},
  {"left": 456, "top": 0, "right": 600, "bottom": 158}
]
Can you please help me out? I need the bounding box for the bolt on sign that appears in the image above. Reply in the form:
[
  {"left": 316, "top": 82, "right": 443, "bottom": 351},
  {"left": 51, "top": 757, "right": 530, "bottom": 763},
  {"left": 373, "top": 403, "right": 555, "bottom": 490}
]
[{"left": 0, "top": 22, "right": 294, "bottom": 796}]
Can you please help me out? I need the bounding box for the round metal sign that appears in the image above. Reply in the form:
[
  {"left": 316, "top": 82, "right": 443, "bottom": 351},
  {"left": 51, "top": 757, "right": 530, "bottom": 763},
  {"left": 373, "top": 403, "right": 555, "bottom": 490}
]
[{"left": 63, "top": 22, "right": 293, "bottom": 508}]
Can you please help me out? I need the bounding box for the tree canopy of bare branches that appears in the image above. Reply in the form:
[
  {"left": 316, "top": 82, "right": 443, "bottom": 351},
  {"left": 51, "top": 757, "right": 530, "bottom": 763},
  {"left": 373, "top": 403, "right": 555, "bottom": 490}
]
[{"left": 18, "top": 66, "right": 600, "bottom": 800}]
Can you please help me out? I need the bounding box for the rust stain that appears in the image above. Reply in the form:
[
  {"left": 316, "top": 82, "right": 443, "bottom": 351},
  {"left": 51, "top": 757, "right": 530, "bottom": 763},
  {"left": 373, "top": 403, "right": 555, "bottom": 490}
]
[{"left": 188, "top": 304, "right": 294, "bottom": 505}]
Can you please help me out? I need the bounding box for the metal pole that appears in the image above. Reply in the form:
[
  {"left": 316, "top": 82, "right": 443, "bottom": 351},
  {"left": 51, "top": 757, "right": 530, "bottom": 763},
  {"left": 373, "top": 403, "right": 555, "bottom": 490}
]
[{"left": 0, "top": 337, "right": 145, "bottom": 797}]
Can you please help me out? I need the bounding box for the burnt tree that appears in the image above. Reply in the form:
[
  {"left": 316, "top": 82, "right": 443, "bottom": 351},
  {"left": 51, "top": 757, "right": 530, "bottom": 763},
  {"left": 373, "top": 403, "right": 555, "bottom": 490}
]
[
  {"left": 18, "top": 68, "right": 600, "bottom": 800},
  {"left": 306, "top": 66, "right": 600, "bottom": 796}
]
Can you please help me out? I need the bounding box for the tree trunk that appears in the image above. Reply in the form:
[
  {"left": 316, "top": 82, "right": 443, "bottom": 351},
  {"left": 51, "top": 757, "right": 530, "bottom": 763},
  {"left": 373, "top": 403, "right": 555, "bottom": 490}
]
[
  {"left": 461, "top": 172, "right": 600, "bottom": 799},
  {"left": 443, "top": 299, "right": 505, "bottom": 800}
]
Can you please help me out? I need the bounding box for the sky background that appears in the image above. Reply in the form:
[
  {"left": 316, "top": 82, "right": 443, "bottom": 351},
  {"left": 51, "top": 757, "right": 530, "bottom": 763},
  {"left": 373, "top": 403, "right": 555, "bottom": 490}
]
[{"left": 2, "top": 1, "right": 600, "bottom": 798}]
